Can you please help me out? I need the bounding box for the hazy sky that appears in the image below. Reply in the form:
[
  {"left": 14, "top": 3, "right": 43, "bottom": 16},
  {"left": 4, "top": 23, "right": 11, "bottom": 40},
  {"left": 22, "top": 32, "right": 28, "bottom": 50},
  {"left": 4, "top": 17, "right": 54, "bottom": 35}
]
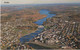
[{"left": 1, "top": 0, "right": 80, "bottom": 4}]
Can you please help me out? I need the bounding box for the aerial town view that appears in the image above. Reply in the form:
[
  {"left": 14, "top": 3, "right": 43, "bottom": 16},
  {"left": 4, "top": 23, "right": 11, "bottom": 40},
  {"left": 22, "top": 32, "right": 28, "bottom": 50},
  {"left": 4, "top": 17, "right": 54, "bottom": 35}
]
[{"left": 1, "top": 0, "right": 80, "bottom": 50}]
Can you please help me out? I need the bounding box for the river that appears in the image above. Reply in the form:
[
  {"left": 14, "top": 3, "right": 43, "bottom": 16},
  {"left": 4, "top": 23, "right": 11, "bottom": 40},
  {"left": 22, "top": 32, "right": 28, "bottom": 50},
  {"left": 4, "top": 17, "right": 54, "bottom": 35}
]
[{"left": 20, "top": 9, "right": 56, "bottom": 43}]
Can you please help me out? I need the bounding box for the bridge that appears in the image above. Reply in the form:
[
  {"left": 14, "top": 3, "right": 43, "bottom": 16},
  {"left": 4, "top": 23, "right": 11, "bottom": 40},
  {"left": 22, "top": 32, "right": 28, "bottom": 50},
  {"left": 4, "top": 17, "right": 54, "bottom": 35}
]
[{"left": 38, "top": 25, "right": 44, "bottom": 28}]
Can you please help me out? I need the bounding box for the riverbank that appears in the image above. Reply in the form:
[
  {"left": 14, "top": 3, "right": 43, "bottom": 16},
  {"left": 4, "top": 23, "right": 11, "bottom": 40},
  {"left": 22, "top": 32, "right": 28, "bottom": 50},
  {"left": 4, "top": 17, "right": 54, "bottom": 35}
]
[{"left": 20, "top": 9, "right": 56, "bottom": 43}]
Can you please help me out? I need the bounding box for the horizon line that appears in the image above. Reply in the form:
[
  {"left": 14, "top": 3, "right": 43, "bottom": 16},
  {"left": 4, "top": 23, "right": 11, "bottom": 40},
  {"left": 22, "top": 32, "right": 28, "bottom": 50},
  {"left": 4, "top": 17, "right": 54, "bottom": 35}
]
[{"left": 1, "top": 2, "right": 80, "bottom": 5}]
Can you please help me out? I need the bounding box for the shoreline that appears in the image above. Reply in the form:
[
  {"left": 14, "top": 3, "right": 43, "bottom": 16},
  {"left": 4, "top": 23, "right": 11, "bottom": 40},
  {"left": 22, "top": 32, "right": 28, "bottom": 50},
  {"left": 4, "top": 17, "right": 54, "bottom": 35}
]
[{"left": 20, "top": 9, "right": 56, "bottom": 43}]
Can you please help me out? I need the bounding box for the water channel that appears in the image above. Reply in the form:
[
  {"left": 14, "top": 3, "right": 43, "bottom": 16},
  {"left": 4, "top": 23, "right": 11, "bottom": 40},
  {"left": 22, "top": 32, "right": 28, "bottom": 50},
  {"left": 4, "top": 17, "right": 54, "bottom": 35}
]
[{"left": 20, "top": 9, "right": 56, "bottom": 43}]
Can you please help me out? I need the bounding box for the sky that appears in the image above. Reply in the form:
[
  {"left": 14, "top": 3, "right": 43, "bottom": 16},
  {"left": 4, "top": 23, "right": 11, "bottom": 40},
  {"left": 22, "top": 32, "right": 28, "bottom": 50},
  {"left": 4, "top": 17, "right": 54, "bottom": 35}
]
[{"left": 1, "top": 0, "right": 80, "bottom": 4}]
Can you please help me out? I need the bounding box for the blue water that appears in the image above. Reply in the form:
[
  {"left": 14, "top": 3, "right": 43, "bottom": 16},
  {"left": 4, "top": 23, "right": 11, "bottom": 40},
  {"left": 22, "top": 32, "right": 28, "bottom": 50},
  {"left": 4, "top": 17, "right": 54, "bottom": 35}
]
[
  {"left": 20, "top": 9, "right": 56, "bottom": 43},
  {"left": 34, "top": 10, "right": 56, "bottom": 25}
]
